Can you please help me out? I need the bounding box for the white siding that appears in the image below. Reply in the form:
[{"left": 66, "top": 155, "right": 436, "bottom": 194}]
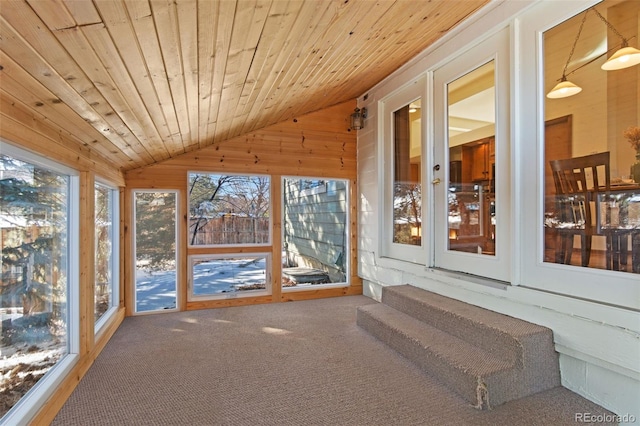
[{"left": 356, "top": 0, "right": 640, "bottom": 420}]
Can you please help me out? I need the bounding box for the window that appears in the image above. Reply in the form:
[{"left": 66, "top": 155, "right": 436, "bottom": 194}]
[
  {"left": 1, "top": 144, "right": 78, "bottom": 421},
  {"left": 381, "top": 79, "right": 425, "bottom": 263},
  {"left": 186, "top": 173, "right": 270, "bottom": 301},
  {"left": 188, "top": 173, "right": 270, "bottom": 246},
  {"left": 519, "top": 0, "right": 638, "bottom": 308},
  {"left": 94, "top": 182, "right": 118, "bottom": 329},
  {"left": 393, "top": 101, "right": 422, "bottom": 246},
  {"left": 543, "top": 0, "right": 639, "bottom": 275},
  {"left": 282, "top": 177, "right": 349, "bottom": 289},
  {"left": 133, "top": 191, "right": 178, "bottom": 313},
  {"left": 446, "top": 62, "right": 496, "bottom": 256},
  {"left": 189, "top": 254, "right": 269, "bottom": 299}
]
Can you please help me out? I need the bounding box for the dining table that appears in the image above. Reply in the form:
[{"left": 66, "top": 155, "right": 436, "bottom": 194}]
[{"left": 595, "top": 182, "right": 640, "bottom": 273}]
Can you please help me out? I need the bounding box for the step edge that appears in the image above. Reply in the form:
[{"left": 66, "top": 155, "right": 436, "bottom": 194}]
[
  {"left": 357, "top": 304, "right": 515, "bottom": 377},
  {"left": 383, "top": 285, "right": 552, "bottom": 337},
  {"left": 357, "top": 307, "right": 524, "bottom": 408}
]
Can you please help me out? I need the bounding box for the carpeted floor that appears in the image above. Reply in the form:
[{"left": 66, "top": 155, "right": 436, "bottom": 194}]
[{"left": 52, "top": 295, "right": 615, "bottom": 425}]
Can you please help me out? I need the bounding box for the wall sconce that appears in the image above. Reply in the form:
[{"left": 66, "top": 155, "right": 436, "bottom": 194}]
[
  {"left": 350, "top": 108, "right": 367, "bottom": 130},
  {"left": 548, "top": 6, "right": 640, "bottom": 99}
]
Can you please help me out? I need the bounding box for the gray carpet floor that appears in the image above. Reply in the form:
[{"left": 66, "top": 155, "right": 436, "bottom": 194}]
[{"left": 52, "top": 295, "right": 615, "bottom": 425}]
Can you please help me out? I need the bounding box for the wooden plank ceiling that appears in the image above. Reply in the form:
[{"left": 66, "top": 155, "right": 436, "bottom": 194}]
[{"left": 0, "top": 0, "right": 488, "bottom": 172}]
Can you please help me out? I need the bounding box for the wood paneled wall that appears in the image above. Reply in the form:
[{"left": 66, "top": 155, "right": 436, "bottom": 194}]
[
  {"left": 0, "top": 88, "right": 125, "bottom": 186},
  {"left": 4, "top": 97, "right": 359, "bottom": 422},
  {"left": 125, "top": 100, "right": 361, "bottom": 312},
  {"left": 1, "top": 80, "right": 126, "bottom": 425}
]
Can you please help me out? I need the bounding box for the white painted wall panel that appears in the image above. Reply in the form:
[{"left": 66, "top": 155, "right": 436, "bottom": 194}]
[{"left": 355, "top": 0, "right": 640, "bottom": 418}]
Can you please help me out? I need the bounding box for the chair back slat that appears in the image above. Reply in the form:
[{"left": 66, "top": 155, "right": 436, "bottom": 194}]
[
  {"left": 549, "top": 152, "right": 611, "bottom": 233},
  {"left": 549, "top": 152, "right": 610, "bottom": 195}
]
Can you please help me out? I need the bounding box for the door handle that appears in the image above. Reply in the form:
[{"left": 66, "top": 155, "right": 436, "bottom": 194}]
[{"left": 432, "top": 178, "right": 441, "bottom": 185}]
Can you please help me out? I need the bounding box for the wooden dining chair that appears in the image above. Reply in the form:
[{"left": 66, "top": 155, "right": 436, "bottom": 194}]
[{"left": 548, "top": 152, "right": 610, "bottom": 267}]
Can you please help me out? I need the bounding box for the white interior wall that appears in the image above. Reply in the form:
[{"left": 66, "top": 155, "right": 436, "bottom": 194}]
[{"left": 356, "top": 0, "right": 640, "bottom": 420}]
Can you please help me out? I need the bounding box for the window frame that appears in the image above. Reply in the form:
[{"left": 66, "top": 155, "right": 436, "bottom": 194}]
[
  {"left": 94, "top": 179, "right": 120, "bottom": 334},
  {"left": 517, "top": 0, "right": 639, "bottom": 310},
  {"left": 0, "top": 140, "right": 80, "bottom": 425},
  {"left": 281, "top": 176, "right": 350, "bottom": 291},
  {"left": 187, "top": 253, "right": 271, "bottom": 301},
  {"left": 186, "top": 171, "right": 272, "bottom": 248},
  {"left": 131, "top": 189, "right": 180, "bottom": 315}
]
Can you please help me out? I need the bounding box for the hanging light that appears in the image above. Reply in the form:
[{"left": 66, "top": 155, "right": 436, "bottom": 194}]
[
  {"left": 547, "top": 77, "right": 583, "bottom": 99},
  {"left": 592, "top": 7, "right": 640, "bottom": 71},
  {"left": 350, "top": 107, "right": 367, "bottom": 130},
  {"left": 602, "top": 45, "right": 640, "bottom": 70},
  {"left": 547, "top": 10, "right": 589, "bottom": 99}
]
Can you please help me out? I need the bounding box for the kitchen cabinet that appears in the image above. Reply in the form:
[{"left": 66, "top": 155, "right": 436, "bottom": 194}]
[
  {"left": 462, "top": 137, "right": 494, "bottom": 183},
  {"left": 450, "top": 137, "right": 495, "bottom": 254}
]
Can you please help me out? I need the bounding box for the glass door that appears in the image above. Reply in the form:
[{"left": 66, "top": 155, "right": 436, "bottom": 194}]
[
  {"left": 381, "top": 78, "right": 425, "bottom": 264},
  {"left": 133, "top": 190, "right": 178, "bottom": 313},
  {"left": 433, "top": 29, "right": 510, "bottom": 281}
]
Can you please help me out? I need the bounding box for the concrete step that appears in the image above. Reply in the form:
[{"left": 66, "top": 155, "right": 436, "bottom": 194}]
[{"left": 357, "top": 285, "right": 560, "bottom": 409}]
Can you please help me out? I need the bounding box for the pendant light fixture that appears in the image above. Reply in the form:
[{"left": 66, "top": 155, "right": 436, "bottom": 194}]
[
  {"left": 547, "top": 10, "right": 589, "bottom": 99},
  {"left": 592, "top": 7, "right": 640, "bottom": 71},
  {"left": 547, "top": 6, "right": 640, "bottom": 99},
  {"left": 546, "top": 77, "right": 583, "bottom": 99}
]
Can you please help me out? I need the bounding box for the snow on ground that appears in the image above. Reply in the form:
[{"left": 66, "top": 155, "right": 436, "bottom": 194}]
[
  {"left": 192, "top": 257, "right": 266, "bottom": 295},
  {"left": 1, "top": 259, "right": 267, "bottom": 415},
  {"left": 0, "top": 339, "right": 64, "bottom": 417},
  {"left": 135, "top": 268, "right": 178, "bottom": 313},
  {"left": 136, "top": 257, "right": 266, "bottom": 312}
]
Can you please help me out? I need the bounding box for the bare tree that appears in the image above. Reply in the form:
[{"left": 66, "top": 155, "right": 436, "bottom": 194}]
[{"left": 188, "top": 174, "right": 270, "bottom": 245}]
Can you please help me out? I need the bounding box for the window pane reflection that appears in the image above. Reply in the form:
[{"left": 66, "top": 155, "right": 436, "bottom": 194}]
[
  {"left": 393, "top": 100, "right": 422, "bottom": 245},
  {"left": 543, "top": 0, "right": 640, "bottom": 273},
  {"left": 447, "top": 61, "right": 496, "bottom": 256}
]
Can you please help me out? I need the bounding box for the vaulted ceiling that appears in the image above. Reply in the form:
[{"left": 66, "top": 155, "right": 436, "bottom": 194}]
[{"left": 0, "top": 0, "right": 489, "bottom": 171}]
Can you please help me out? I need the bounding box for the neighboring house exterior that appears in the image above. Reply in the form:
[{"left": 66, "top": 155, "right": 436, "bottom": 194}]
[{"left": 283, "top": 179, "right": 348, "bottom": 284}]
